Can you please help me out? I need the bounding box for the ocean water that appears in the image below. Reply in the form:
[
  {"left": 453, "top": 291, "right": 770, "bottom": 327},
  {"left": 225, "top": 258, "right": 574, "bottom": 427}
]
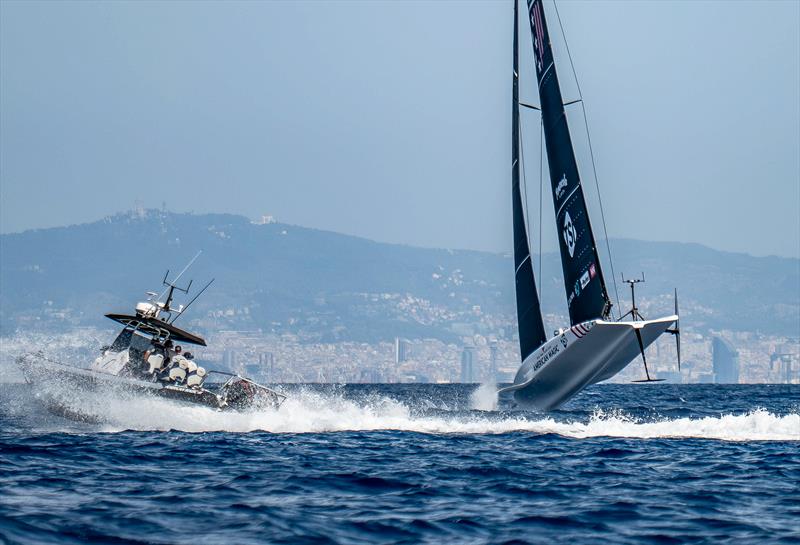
[{"left": 1, "top": 382, "right": 798, "bottom": 544}]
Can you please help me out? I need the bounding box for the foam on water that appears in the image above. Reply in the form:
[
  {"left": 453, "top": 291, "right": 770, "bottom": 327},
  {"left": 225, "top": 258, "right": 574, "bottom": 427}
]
[
  {"left": 31, "top": 381, "right": 800, "bottom": 441},
  {"left": 469, "top": 381, "right": 499, "bottom": 411},
  {"left": 4, "top": 332, "right": 796, "bottom": 442}
]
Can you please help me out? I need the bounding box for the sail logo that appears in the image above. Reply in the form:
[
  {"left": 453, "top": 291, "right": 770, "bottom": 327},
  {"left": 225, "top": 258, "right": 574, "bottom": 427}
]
[
  {"left": 555, "top": 174, "right": 568, "bottom": 199},
  {"left": 530, "top": 1, "right": 545, "bottom": 72},
  {"left": 580, "top": 270, "right": 591, "bottom": 289},
  {"left": 563, "top": 211, "right": 576, "bottom": 257}
]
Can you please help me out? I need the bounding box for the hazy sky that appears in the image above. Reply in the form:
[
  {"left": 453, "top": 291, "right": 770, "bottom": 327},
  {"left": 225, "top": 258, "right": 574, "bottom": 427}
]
[{"left": 1, "top": 0, "right": 798, "bottom": 258}]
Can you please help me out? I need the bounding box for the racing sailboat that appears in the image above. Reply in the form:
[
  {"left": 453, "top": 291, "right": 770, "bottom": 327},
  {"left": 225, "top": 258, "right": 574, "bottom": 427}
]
[{"left": 499, "top": 0, "right": 680, "bottom": 409}]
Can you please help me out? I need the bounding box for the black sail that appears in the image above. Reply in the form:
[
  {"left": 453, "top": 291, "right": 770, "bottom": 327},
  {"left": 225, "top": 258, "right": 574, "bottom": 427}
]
[
  {"left": 512, "top": 0, "right": 548, "bottom": 361},
  {"left": 525, "top": 0, "right": 611, "bottom": 325}
]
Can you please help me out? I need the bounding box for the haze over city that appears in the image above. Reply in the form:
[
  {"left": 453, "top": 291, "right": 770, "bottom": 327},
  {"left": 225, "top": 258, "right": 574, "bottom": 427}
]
[{"left": 2, "top": 0, "right": 798, "bottom": 258}]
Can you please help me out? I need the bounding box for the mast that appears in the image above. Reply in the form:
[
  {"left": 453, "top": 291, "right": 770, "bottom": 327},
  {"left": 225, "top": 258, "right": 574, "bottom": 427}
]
[
  {"left": 512, "top": 0, "right": 548, "bottom": 361},
  {"left": 525, "top": 0, "right": 611, "bottom": 324}
]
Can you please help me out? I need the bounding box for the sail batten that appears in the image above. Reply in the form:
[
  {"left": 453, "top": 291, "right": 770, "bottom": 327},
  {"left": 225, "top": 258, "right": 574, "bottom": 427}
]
[
  {"left": 525, "top": 0, "right": 610, "bottom": 325},
  {"left": 512, "top": 0, "right": 548, "bottom": 361}
]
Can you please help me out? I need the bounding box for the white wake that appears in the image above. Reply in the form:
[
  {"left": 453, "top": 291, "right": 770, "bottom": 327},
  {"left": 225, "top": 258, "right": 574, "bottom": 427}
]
[
  {"left": 32, "top": 385, "right": 799, "bottom": 442},
  {"left": 3, "top": 332, "right": 796, "bottom": 442}
]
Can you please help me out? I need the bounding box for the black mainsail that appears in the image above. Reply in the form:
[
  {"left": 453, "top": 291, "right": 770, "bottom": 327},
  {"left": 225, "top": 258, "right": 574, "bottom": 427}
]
[
  {"left": 512, "top": 0, "right": 548, "bottom": 360},
  {"left": 526, "top": 0, "right": 611, "bottom": 325}
]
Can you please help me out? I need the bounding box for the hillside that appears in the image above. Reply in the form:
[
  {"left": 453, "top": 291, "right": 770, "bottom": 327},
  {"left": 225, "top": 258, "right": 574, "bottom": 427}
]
[{"left": 1, "top": 210, "right": 797, "bottom": 341}]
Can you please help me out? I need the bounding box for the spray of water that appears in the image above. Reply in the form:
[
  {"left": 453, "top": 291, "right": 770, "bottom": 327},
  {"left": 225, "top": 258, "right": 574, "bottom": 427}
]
[
  {"left": 16, "top": 377, "right": 798, "bottom": 441},
  {"left": 4, "top": 332, "right": 798, "bottom": 442},
  {"left": 0, "top": 328, "right": 110, "bottom": 382},
  {"left": 470, "top": 382, "right": 499, "bottom": 411}
]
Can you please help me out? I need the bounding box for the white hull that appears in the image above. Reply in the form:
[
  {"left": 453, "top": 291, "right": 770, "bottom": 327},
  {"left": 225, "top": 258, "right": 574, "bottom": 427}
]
[
  {"left": 499, "top": 315, "right": 678, "bottom": 410},
  {"left": 17, "top": 354, "right": 286, "bottom": 417}
]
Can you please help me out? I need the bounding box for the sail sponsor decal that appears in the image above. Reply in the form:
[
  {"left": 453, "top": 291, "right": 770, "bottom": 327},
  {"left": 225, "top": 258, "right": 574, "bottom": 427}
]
[
  {"left": 563, "top": 211, "right": 576, "bottom": 258},
  {"left": 580, "top": 269, "right": 590, "bottom": 289},
  {"left": 530, "top": 0, "right": 545, "bottom": 72},
  {"left": 568, "top": 274, "right": 582, "bottom": 306},
  {"left": 555, "top": 174, "right": 568, "bottom": 200}
]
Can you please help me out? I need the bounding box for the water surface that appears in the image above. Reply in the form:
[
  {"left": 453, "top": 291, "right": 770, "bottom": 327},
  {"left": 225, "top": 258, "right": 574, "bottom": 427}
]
[{"left": 1, "top": 383, "right": 798, "bottom": 544}]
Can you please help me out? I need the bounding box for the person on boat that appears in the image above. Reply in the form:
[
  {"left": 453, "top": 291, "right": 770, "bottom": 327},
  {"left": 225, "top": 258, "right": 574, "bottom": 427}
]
[
  {"left": 143, "top": 343, "right": 167, "bottom": 377},
  {"left": 165, "top": 343, "right": 182, "bottom": 365},
  {"left": 161, "top": 344, "right": 191, "bottom": 384},
  {"left": 163, "top": 340, "right": 174, "bottom": 362},
  {"left": 145, "top": 340, "right": 173, "bottom": 382}
]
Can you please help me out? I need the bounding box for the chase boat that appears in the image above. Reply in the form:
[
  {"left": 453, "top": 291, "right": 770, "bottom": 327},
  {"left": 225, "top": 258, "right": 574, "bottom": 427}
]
[{"left": 18, "top": 265, "right": 286, "bottom": 415}]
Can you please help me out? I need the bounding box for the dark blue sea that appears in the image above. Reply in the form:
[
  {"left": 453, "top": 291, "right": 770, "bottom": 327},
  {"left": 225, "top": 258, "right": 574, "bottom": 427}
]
[{"left": 1, "top": 382, "right": 798, "bottom": 544}]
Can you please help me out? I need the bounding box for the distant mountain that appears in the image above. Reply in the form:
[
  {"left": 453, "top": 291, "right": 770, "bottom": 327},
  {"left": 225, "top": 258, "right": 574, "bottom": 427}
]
[{"left": 1, "top": 210, "right": 797, "bottom": 341}]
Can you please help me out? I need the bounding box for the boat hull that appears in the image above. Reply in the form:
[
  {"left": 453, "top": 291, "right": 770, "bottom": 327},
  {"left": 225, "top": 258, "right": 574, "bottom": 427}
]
[
  {"left": 17, "top": 354, "right": 283, "bottom": 418},
  {"left": 500, "top": 315, "right": 678, "bottom": 410}
]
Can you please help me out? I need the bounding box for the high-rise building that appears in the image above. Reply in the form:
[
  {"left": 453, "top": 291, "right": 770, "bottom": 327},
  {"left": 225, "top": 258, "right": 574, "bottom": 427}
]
[
  {"left": 770, "top": 351, "right": 799, "bottom": 384},
  {"left": 712, "top": 337, "right": 739, "bottom": 384},
  {"left": 257, "top": 352, "right": 275, "bottom": 380},
  {"left": 460, "top": 346, "right": 476, "bottom": 383},
  {"left": 489, "top": 341, "right": 499, "bottom": 382},
  {"left": 395, "top": 338, "right": 410, "bottom": 364},
  {"left": 222, "top": 349, "right": 237, "bottom": 372},
  {"left": 259, "top": 352, "right": 275, "bottom": 371}
]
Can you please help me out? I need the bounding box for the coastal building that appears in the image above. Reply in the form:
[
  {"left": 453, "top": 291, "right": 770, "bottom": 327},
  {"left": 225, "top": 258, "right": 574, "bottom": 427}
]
[
  {"left": 222, "top": 349, "right": 237, "bottom": 373},
  {"left": 460, "top": 346, "right": 476, "bottom": 383},
  {"left": 489, "top": 341, "right": 499, "bottom": 382},
  {"left": 394, "top": 337, "right": 410, "bottom": 364},
  {"left": 770, "top": 350, "right": 799, "bottom": 384},
  {"left": 712, "top": 337, "right": 739, "bottom": 384}
]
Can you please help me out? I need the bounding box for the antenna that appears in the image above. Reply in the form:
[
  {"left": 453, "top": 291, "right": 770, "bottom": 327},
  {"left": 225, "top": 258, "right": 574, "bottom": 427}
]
[
  {"left": 158, "top": 251, "right": 202, "bottom": 313},
  {"left": 619, "top": 272, "right": 646, "bottom": 321},
  {"left": 170, "top": 278, "right": 215, "bottom": 324},
  {"left": 619, "top": 271, "right": 664, "bottom": 382}
]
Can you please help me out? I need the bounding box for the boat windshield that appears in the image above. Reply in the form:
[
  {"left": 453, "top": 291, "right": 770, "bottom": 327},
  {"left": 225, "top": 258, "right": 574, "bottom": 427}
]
[
  {"left": 128, "top": 331, "right": 154, "bottom": 363},
  {"left": 110, "top": 328, "right": 135, "bottom": 351},
  {"left": 109, "top": 327, "right": 158, "bottom": 356}
]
